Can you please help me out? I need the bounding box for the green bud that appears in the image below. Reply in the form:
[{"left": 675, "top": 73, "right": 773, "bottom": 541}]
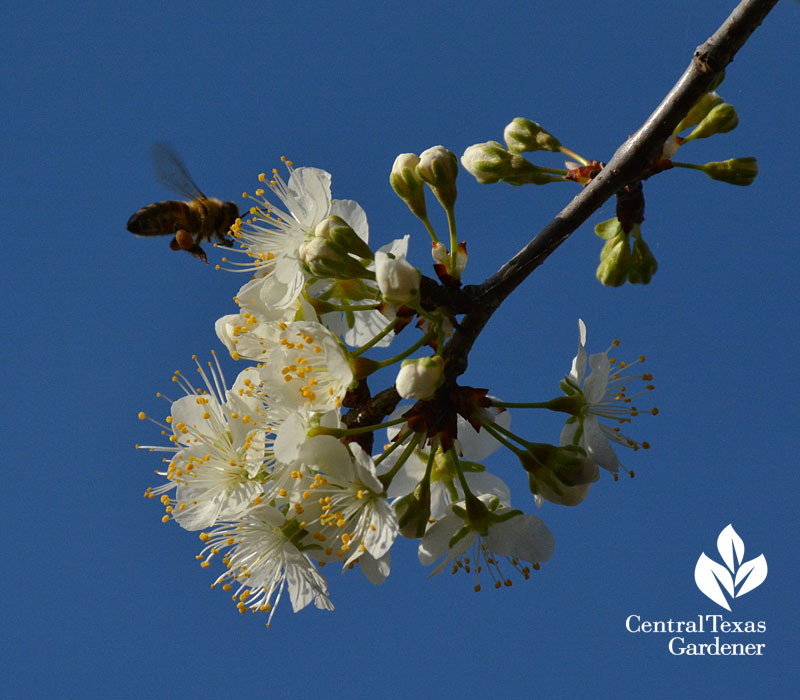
[
  {"left": 700, "top": 157, "right": 758, "bottom": 186},
  {"left": 596, "top": 231, "right": 631, "bottom": 287},
  {"left": 299, "top": 233, "right": 371, "bottom": 280},
  {"left": 503, "top": 117, "right": 562, "bottom": 154},
  {"left": 390, "top": 153, "right": 428, "bottom": 220},
  {"left": 461, "top": 141, "right": 513, "bottom": 184},
  {"left": 315, "top": 215, "right": 374, "bottom": 260},
  {"left": 675, "top": 92, "right": 724, "bottom": 134},
  {"left": 462, "top": 142, "right": 564, "bottom": 186},
  {"left": 417, "top": 146, "right": 458, "bottom": 210},
  {"left": 683, "top": 103, "right": 738, "bottom": 143},
  {"left": 627, "top": 227, "right": 658, "bottom": 285}
]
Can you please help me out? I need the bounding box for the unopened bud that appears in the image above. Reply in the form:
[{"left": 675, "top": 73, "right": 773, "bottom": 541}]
[
  {"left": 314, "top": 215, "right": 373, "bottom": 260},
  {"left": 461, "top": 141, "right": 512, "bottom": 184},
  {"left": 299, "top": 235, "right": 370, "bottom": 280},
  {"left": 395, "top": 355, "right": 445, "bottom": 400},
  {"left": 417, "top": 146, "right": 458, "bottom": 210},
  {"left": 390, "top": 153, "right": 427, "bottom": 220},
  {"left": 462, "top": 142, "right": 564, "bottom": 186},
  {"left": 503, "top": 117, "right": 562, "bottom": 154},
  {"left": 675, "top": 92, "right": 724, "bottom": 133},
  {"left": 627, "top": 227, "right": 658, "bottom": 285},
  {"left": 595, "top": 222, "right": 631, "bottom": 288},
  {"left": 700, "top": 157, "right": 758, "bottom": 186},
  {"left": 375, "top": 250, "right": 421, "bottom": 304},
  {"left": 683, "top": 103, "right": 738, "bottom": 143}
]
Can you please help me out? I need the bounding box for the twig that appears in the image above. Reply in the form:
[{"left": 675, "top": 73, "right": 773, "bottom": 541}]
[{"left": 443, "top": 0, "right": 779, "bottom": 379}]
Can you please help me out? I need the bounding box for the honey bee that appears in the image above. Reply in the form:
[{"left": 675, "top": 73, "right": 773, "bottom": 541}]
[{"left": 127, "top": 142, "right": 239, "bottom": 264}]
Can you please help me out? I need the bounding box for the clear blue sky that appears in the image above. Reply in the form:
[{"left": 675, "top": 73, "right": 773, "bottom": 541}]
[{"left": 3, "top": 1, "right": 798, "bottom": 698}]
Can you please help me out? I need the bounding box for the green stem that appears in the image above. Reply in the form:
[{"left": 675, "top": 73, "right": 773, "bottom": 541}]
[
  {"left": 310, "top": 415, "right": 409, "bottom": 439},
  {"left": 378, "top": 431, "right": 424, "bottom": 488},
  {"left": 372, "top": 329, "right": 436, "bottom": 369},
  {"left": 490, "top": 399, "right": 556, "bottom": 409},
  {"left": 352, "top": 318, "right": 402, "bottom": 356},
  {"left": 445, "top": 207, "right": 458, "bottom": 277},
  {"left": 670, "top": 161, "right": 705, "bottom": 171},
  {"left": 420, "top": 214, "right": 440, "bottom": 244},
  {"left": 559, "top": 146, "right": 588, "bottom": 165},
  {"left": 480, "top": 420, "right": 527, "bottom": 457}
]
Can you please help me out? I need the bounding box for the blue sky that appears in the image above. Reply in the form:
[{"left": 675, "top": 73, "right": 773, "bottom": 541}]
[{"left": 3, "top": 1, "right": 798, "bottom": 698}]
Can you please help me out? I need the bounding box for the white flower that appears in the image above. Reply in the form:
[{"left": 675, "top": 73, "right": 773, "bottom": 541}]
[
  {"left": 141, "top": 359, "right": 273, "bottom": 531},
  {"left": 559, "top": 319, "right": 655, "bottom": 472},
  {"left": 199, "top": 504, "right": 333, "bottom": 627},
  {"left": 257, "top": 321, "right": 353, "bottom": 414},
  {"left": 381, "top": 409, "right": 511, "bottom": 522},
  {"left": 310, "top": 443, "right": 399, "bottom": 574},
  {"left": 418, "top": 495, "right": 554, "bottom": 588},
  {"left": 225, "top": 162, "right": 369, "bottom": 310}
]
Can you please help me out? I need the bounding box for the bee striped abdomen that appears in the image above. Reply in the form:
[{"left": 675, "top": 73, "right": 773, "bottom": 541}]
[{"left": 126, "top": 200, "right": 197, "bottom": 236}]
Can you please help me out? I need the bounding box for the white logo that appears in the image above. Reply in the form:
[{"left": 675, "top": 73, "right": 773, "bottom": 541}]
[{"left": 694, "top": 524, "right": 768, "bottom": 611}]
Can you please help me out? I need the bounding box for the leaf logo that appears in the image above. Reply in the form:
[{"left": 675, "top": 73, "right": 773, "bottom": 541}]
[{"left": 694, "top": 524, "right": 767, "bottom": 611}]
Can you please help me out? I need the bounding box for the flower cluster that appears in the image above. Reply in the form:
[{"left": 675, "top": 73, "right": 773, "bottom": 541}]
[{"left": 139, "top": 156, "right": 655, "bottom": 626}]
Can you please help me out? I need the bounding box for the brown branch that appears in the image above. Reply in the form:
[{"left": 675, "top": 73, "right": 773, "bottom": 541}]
[{"left": 442, "top": 0, "right": 779, "bottom": 379}]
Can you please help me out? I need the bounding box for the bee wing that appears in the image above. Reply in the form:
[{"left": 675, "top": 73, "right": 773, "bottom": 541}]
[{"left": 151, "top": 142, "right": 207, "bottom": 200}]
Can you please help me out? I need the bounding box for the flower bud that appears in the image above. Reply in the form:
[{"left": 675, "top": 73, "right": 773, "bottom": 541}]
[
  {"left": 314, "top": 215, "right": 373, "bottom": 260},
  {"left": 375, "top": 250, "right": 421, "bottom": 304},
  {"left": 299, "top": 235, "right": 370, "bottom": 280},
  {"left": 675, "top": 92, "right": 724, "bottom": 133},
  {"left": 596, "top": 232, "right": 631, "bottom": 287},
  {"left": 503, "top": 117, "right": 562, "bottom": 154},
  {"left": 700, "top": 157, "right": 758, "bottom": 186},
  {"left": 461, "top": 141, "right": 512, "bottom": 184},
  {"left": 390, "top": 153, "right": 428, "bottom": 220},
  {"left": 395, "top": 355, "right": 445, "bottom": 400},
  {"left": 462, "top": 142, "right": 564, "bottom": 186},
  {"left": 627, "top": 228, "right": 658, "bottom": 285},
  {"left": 417, "top": 146, "right": 459, "bottom": 210},
  {"left": 683, "top": 103, "right": 738, "bottom": 143}
]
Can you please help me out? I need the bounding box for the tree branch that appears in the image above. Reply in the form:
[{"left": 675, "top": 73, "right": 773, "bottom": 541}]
[{"left": 443, "top": 0, "right": 778, "bottom": 379}]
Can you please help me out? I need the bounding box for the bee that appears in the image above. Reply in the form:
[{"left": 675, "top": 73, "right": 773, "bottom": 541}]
[{"left": 127, "top": 142, "right": 239, "bottom": 264}]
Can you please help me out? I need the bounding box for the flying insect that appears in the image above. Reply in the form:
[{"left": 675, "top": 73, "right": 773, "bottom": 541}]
[{"left": 127, "top": 142, "right": 239, "bottom": 264}]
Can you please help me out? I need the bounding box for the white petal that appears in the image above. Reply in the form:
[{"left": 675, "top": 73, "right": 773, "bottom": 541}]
[
  {"left": 418, "top": 512, "right": 462, "bottom": 566},
  {"left": 358, "top": 551, "right": 391, "bottom": 584},
  {"left": 330, "top": 199, "right": 369, "bottom": 243},
  {"left": 299, "top": 436, "right": 353, "bottom": 482},
  {"left": 287, "top": 167, "right": 332, "bottom": 228},
  {"left": 487, "top": 513, "right": 555, "bottom": 563},
  {"left": 363, "top": 500, "right": 399, "bottom": 559},
  {"left": 455, "top": 409, "right": 510, "bottom": 461},
  {"left": 584, "top": 351, "right": 611, "bottom": 403},
  {"left": 569, "top": 319, "right": 588, "bottom": 384},
  {"left": 583, "top": 417, "right": 620, "bottom": 471}
]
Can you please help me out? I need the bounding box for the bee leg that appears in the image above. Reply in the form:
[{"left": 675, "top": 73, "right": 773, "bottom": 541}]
[
  {"left": 172, "top": 230, "right": 208, "bottom": 264},
  {"left": 216, "top": 232, "right": 235, "bottom": 248},
  {"left": 188, "top": 244, "right": 209, "bottom": 264}
]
